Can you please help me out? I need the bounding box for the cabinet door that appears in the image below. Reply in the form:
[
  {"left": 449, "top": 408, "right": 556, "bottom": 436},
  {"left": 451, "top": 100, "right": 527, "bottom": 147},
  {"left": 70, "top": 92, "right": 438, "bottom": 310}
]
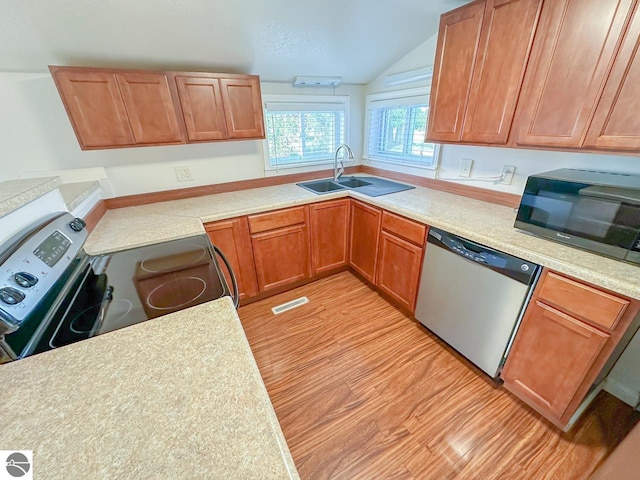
[
  {"left": 252, "top": 225, "right": 311, "bottom": 292},
  {"left": 462, "top": 0, "right": 543, "bottom": 144},
  {"left": 376, "top": 231, "right": 424, "bottom": 312},
  {"left": 116, "top": 72, "right": 185, "bottom": 145},
  {"left": 205, "top": 218, "right": 259, "bottom": 300},
  {"left": 514, "top": 0, "right": 634, "bottom": 148},
  {"left": 427, "top": 1, "right": 485, "bottom": 142},
  {"left": 174, "top": 75, "right": 228, "bottom": 141},
  {"left": 501, "top": 301, "right": 609, "bottom": 421},
  {"left": 310, "top": 199, "right": 350, "bottom": 275},
  {"left": 349, "top": 200, "right": 382, "bottom": 283},
  {"left": 585, "top": 3, "right": 640, "bottom": 151},
  {"left": 49, "top": 68, "right": 134, "bottom": 149},
  {"left": 219, "top": 77, "right": 265, "bottom": 139}
]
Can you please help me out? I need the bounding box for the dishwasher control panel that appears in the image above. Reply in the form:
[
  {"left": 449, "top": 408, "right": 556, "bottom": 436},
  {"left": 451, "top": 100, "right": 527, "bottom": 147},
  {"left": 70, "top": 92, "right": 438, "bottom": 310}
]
[{"left": 428, "top": 228, "right": 538, "bottom": 285}]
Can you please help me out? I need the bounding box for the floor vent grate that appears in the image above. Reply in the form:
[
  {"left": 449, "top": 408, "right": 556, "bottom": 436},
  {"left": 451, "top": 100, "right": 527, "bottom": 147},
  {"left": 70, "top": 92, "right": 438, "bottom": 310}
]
[{"left": 272, "top": 297, "right": 309, "bottom": 315}]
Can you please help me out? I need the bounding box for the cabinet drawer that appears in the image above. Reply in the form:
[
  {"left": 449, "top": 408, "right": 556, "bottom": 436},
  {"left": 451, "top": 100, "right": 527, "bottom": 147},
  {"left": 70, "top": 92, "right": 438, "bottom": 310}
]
[
  {"left": 381, "top": 211, "right": 427, "bottom": 246},
  {"left": 248, "top": 206, "right": 306, "bottom": 234},
  {"left": 538, "top": 272, "right": 629, "bottom": 331}
]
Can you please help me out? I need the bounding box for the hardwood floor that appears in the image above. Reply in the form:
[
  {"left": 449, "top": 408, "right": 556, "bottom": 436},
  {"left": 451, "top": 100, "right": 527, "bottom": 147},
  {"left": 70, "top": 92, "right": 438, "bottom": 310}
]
[{"left": 239, "top": 272, "right": 639, "bottom": 479}]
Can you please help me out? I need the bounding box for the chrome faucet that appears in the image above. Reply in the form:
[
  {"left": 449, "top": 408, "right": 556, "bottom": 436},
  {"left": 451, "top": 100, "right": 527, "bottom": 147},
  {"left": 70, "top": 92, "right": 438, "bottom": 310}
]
[{"left": 333, "top": 144, "right": 354, "bottom": 182}]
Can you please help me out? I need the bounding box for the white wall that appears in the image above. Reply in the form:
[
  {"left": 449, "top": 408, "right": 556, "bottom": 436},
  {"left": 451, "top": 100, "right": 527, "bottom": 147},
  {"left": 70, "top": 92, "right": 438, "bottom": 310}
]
[
  {"left": 0, "top": 72, "right": 365, "bottom": 196},
  {"left": 363, "top": 35, "right": 640, "bottom": 193},
  {"left": 605, "top": 327, "right": 640, "bottom": 408}
]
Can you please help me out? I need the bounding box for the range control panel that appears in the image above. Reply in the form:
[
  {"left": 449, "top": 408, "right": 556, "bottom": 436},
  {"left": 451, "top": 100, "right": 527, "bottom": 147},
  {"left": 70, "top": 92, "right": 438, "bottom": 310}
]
[{"left": 0, "top": 214, "right": 87, "bottom": 328}]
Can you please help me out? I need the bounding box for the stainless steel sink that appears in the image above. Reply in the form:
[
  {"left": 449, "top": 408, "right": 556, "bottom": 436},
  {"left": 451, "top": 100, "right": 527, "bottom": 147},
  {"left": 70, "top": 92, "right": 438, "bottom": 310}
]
[
  {"left": 297, "top": 179, "right": 346, "bottom": 194},
  {"left": 297, "top": 176, "right": 415, "bottom": 197},
  {"left": 338, "top": 178, "right": 373, "bottom": 188}
]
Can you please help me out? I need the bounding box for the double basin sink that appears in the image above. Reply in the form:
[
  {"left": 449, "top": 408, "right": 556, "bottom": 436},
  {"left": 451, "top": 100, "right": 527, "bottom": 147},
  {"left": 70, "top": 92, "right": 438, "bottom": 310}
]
[{"left": 297, "top": 176, "right": 415, "bottom": 197}]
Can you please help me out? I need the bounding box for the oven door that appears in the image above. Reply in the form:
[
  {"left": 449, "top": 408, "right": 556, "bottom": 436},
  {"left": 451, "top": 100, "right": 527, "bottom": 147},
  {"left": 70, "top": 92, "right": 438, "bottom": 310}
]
[{"left": 515, "top": 177, "right": 640, "bottom": 261}]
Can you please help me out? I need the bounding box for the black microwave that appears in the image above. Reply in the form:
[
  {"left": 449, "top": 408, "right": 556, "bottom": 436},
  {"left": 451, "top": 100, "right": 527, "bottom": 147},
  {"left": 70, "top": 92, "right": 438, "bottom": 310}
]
[{"left": 515, "top": 169, "right": 640, "bottom": 265}]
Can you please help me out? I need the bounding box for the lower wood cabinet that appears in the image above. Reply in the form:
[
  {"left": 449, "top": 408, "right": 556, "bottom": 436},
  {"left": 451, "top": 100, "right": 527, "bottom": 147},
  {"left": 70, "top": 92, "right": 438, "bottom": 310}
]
[
  {"left": 376, "top": 212, "right": 427, "bottom": 312},
  {"left": 248, "top": 207, "right": 311, "bottom": 293},
  {"left": 501, "top": 300, "right": 609, "bottom": 420},
  {"left": 501, "top": 269, "right": 639, "bottom": 428},
  {"left": 376, "top": 232, "right": 424, "bottom": 311},
  {"left": 204, "top": 217, "right": 259, "bottom": 300},
  {"left": 349, "top": 200, "right": 382, "bottom": 283},
  {"left": 309, "top": 199, "right": 350, "bottom": 275}
]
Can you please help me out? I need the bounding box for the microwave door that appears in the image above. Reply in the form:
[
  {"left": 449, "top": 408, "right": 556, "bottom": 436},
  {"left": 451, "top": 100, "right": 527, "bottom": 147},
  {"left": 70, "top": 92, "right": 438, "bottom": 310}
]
[{"left": 578, "top": 185, "right": 640, "bottom": 206}]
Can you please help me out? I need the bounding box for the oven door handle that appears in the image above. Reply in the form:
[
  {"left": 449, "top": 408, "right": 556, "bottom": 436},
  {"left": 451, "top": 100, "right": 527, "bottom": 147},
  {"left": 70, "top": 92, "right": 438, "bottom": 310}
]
[{"left": 213, "top": 245, "right": 239, "bottom": 309}]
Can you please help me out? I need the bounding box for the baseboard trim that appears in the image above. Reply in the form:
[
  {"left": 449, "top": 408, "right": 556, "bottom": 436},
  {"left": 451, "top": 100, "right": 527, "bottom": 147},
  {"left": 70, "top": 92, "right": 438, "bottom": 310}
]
[{"left": 602, "top": 377, "right": 640, "bottom": 408}]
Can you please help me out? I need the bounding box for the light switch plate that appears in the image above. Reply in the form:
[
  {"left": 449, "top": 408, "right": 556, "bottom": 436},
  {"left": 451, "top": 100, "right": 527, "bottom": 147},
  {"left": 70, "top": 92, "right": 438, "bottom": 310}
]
[{"left": 459, "top": 158, "right": 473, "bottom": 178}]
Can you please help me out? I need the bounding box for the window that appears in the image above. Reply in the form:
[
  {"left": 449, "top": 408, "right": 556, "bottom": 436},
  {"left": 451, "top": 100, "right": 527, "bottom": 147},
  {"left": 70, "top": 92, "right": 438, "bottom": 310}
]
[
  {"left": 263, "top": 95, "right": 349, "bottom": 171},
  {"left": 365, "top": 89, "right": 439, "bottom": 168}
]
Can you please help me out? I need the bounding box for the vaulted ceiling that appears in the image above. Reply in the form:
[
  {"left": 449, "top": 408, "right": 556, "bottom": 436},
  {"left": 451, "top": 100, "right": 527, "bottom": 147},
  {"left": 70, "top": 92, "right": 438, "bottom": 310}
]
[{"left": 1, "top": 0, "right": 468, "bottom": 84}]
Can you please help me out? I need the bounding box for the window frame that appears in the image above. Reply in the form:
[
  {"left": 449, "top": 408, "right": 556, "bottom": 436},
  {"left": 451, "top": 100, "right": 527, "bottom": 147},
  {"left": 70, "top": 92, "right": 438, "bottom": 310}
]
[
  {"left": 364, "top": 88, "right": 440, "bottom": 170},
  {"left": 262, "top": 94, "right": 351, "bottom": 172}
]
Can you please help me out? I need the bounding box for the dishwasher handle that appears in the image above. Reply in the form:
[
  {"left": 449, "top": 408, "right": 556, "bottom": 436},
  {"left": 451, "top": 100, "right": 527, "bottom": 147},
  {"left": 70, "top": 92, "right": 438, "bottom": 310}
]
[{"left": 427, "top": 227, "right": 539, "bottom": 285}]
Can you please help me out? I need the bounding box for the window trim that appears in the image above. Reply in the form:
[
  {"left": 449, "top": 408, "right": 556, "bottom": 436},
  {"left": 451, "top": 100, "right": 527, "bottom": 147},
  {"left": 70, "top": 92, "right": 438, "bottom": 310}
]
[
  {"left": 363, "top": 88, "right": 440, "bottom": 170},
  {"left": 262, "top": 94, "right": 351, "bottom": 172}
]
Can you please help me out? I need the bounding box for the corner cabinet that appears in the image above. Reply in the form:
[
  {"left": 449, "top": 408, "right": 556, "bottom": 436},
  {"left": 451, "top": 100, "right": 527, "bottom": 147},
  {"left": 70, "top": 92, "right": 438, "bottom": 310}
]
[
  {"left": 427, "top": 0, "right": 543, "bottom": 144},
  {"left": 50, "top": 66, "right": 264, "bottom": 150},
  {"left": 309, "top": 199, "right": 350, "bottom": 275},
  {"left": 349, "top": 200, "right": 382, "bottom": 283},
  {"left": 501, "top": 270, "right": 639, "bottom": 429}
]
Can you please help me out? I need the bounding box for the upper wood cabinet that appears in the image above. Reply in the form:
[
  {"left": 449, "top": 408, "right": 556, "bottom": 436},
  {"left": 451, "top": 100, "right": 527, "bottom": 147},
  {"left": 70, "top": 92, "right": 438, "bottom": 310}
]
[
  {"left": 116, "top": 72, "right": 185, "bottom": 145},
  {"left": 173, "top": 73, "right": 265, "bottom": 142},
  {"left": 427, "top": 0, "right": 542, "bottom": 144},
  {"left": 585, "top": 2, "right": 640, "bottom": 151},
  {"left": 174, "top": 74, "right": 228, "bottom": 141},
  {"left": 427, "top": 1, "right": 485, "bottom": 142},
  {"left": 50, "top": 66, "right": 264, "bottom": 150},
  {"left": 50, "top": 68, "right": 134, "bottom": 148},
  {"left": 309, "top": 199, "right": 350, "bottom": 275},
  {"left": 219, "top": 77, "right": 265, "bottom": 139},
  {"left": 514, "top": 0, "right": 634, "bottom": 148}
]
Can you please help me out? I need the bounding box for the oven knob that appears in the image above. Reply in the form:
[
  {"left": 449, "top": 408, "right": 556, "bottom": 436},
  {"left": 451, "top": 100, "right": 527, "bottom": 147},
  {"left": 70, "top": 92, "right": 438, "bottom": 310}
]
[
  {"left": 14, "top": 272, "right": 38, "bottom": 288},
  {"left": 0, "top": 287, "right": 25, "bottom": 305},
  {"left": 69, "top": 218, "right": 87, "bottom": 232}
]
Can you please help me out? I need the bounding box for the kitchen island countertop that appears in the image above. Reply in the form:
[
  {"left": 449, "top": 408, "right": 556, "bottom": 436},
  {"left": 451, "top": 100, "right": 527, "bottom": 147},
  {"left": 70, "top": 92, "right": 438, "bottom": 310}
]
[{"left": 0, "top": 297, "right": 299, "bottom": 480}]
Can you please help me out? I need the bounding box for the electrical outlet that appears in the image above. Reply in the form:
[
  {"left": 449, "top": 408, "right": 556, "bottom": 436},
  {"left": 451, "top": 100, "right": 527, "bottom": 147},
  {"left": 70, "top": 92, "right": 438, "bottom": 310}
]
[
  {"left": 500, "top": 165, "right": 516, "bottom": 185},
  {"left": 459, "top": 158, "right": 473, "bottom": 178},
  {"left": 174, "top": 166, "right": 193, "bottom": 182}
]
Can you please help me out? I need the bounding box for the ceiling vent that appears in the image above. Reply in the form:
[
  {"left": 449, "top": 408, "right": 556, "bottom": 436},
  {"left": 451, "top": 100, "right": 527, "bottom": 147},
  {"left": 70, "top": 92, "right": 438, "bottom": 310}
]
[{"left": 293, "top": 76, "right": 341, "bottom": 87}]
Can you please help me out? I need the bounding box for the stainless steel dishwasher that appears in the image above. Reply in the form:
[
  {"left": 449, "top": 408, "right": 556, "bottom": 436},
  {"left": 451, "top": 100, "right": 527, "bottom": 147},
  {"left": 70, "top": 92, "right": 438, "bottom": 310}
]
[{"left": 415, "top": 227, "right": 540, "bottom": 378}]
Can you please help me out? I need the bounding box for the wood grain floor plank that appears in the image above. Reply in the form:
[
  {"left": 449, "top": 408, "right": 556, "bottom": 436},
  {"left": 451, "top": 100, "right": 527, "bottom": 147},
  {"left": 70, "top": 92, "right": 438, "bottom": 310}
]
[{"left": 238, "top": 271, "right": 639, "bottom": 480}]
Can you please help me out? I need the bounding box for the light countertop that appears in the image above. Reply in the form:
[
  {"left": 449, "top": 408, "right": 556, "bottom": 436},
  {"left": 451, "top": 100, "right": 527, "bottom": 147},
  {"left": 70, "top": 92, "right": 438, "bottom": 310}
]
[
  {"left": 0, "top": 297, "right": 298, "bottom": 480},
  {"left": 0, "top": 177, "right": 61, "bottom": 218},
  {"left": 84, "top": 177, "right": 640, "bottom": 300}
]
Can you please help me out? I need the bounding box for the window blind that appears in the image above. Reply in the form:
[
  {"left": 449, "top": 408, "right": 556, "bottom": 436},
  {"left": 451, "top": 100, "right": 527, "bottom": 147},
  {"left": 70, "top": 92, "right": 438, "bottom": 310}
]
[
  {"left": 264, "top": 98, "right": 347, "bottom": 170},
  {"left": 366, "top": 93, "right": 437, "bottom": 168}
]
